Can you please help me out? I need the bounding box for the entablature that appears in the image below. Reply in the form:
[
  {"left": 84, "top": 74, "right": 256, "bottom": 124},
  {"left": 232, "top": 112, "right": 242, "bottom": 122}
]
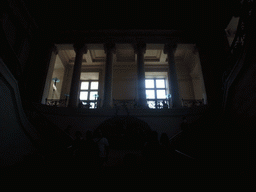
[{"left": 53, "top": 30, "right": 196, "bottom": 44}]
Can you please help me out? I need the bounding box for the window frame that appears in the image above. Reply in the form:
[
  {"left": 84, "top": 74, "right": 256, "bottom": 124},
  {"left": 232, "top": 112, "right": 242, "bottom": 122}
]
[
  {"left": 145, "top": 78, "right": 168, "bottom": 109},
  {"left": 79, "top": 80, "right": 99, "bottom": 109}
]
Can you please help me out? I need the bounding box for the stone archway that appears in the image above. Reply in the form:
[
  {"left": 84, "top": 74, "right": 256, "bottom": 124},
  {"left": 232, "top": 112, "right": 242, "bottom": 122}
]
[{"left": 96, "top": 116, "right": 152, "bottom": 150}]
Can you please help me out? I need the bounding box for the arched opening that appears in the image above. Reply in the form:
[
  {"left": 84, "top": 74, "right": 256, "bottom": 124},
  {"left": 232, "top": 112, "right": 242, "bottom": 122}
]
[{"left": 96, "top": 116, "right": 152, "bottom": 150}]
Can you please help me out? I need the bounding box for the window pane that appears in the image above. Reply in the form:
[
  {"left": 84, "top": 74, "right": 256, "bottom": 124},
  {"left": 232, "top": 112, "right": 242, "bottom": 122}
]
[
  {"left": 145, "top": 80, "right": 154, "bottom": 88},
  {"left": 146, "top": 90, "right": 155, "bottom": 99},
  {"left": 157, "top": 90, "right": 166, "bottom": 99},
  {"left": 80, "top": 91, "right": 88, "bottom": 100},
  {"left": 147, "top": 101, "right": 155, "bottom": 109},
  {"left": 156, "top": 101, "right": 164, "bottom": 109},
  {"left": 91, "top": 81, "right": 99, "bottom": 90},
  {"left": 82, "top": 102, "right": 91, "bottom": 107},
  {"left": 89, "top": 102, "right": 95, "bottom": 109},
  {"left": 81, "top": 82, "right": 89, "bottom": 90},
  {"left": 90, "top": 91, "right": 98, "bottom": 100},
  {"left": 156, "top": 80, "right": 165, "bottom": 88}
]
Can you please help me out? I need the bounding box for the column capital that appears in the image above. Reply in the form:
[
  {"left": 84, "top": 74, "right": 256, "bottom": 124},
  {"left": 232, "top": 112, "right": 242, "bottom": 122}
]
[
  {"left": 52, "top": 45, "right": 58, "bottom": 55},
  {"left": 104, "top": 43, "right": 116, "bottom": 54},
  {"left": 192, "top": 44, "right": 198, "bottom": 54},
  {"left": 73, "top": 43, "right": 87, "bottom": 54},
  {"left": 133, "top": 42, "right": 146, "bottom": 54},
  {"left": 164, "top": 43, "right": 177, "bottom": 54}
]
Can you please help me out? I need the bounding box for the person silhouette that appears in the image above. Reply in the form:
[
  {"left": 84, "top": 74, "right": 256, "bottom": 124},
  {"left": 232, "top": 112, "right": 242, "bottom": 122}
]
[
  {"left": 80, "top": 130, "right": 100, "bottom": 175},
  {"left": 181, "top": 116, "right": 189, "bottom": 131},
  {"left": 72, "top": 131, "right": 84, "bottom": 155},
  {"left": 93, "top": 129, "right": 109, "bottom": 166},
  {"left": 142, "top": 131, "right": 161, "bottom": 175}
]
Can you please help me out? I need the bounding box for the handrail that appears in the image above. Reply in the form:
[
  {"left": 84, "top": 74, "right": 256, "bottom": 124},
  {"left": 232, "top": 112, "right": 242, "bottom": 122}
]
[
  {"left": 170, "top": 130, "right": 183, "bottom": 141},
  {"left": 229, "top": 17, "right": 243, "bottom": 55},
  {"left": 175, "top": 150, "right": 196, "bottom": 160},
  {"left": 222, "top": 0, "right": 254, "bottom": 112},
  {"left": 25, "top": 101, "right": 73, "bottom": 155},
  {"left": 222, "top": 0, "right": 253, "bottom": 84}
]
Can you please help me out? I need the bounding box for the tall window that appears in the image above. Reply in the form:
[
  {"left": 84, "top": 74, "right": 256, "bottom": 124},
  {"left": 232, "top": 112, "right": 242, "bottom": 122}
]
[
  {"left": 79, "top": 80, "right": 99, "bottom": 108},
  {"left": 145, "top": 78, "right": 168, "bottom": 109}
]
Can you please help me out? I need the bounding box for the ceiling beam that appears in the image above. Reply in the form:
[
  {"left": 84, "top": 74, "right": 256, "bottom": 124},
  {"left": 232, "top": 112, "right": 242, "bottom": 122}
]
[
  {"left": 84, "top": 50, "right": 93, "bottom": 64},
  {"left": 160, "top": 50, "right": 167, "bottom": 63},
  {"left": 57, "top": 51, "right": 69, "bottom": 68}
]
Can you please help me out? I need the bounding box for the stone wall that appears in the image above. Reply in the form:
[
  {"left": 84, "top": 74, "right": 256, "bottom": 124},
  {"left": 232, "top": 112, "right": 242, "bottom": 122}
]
[
  {"left": 112, "top": 62, "right": 137, "bottom": 100},
  {"left": 0, "top": 59, "right": 39, "bottom": 167},
  {"left": 35, "top": 104, "right": 207, "bottom": 141}
]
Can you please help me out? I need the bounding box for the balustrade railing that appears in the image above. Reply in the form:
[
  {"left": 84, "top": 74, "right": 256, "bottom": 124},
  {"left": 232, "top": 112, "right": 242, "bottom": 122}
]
[
  {"left": 222, "top": 0, "right": 253, "bottom": 84},
  {"left": 146, "top": 99, "right": 170, "bottom": 109},
  {"left": 79, "top": 99, "right": 101, "bottom": 109},
  {"left": 113, "top": 98, "right": 206, "bottom": 109},
  {"left": 113, "top": 99, "right": 172, "bottom": 109},
  {"left": 45, "top": 99, "right": 68, "bottom": 107},
  {"left": 222, "top": 0, "right": 254, "bottom": 111},
  {"left": 113, "top": 99, "right": 138, "bottom": 109},
  {"left": 45, "top": 98, "right": 101, "bottom": 109},
  {"left": 182, "top": 99, "right": 205, "bottom": 107},
  {"left": 45, "top": 98, "right": 205, "bottom": 109}
]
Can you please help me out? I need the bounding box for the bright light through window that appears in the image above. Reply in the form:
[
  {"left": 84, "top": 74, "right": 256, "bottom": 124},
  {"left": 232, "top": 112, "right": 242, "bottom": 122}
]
[
  {"left": 90, "top": 91, "right": 98, "bottom": 100},
  {"left": 145, "top": 78, "right": 168, "bottom": 109},
  {"left": 156, "top": 80, "right": 165, "bottom": 88},
  {"left": 80, "top": 92, "right": 88, "bottom": 100},
  {"left": 81, "top": 82, "right": 89, "bottom": 90},
  {"left": 90, "top": 82, "right": 98, "bottom": 90},
  {"left": 146, "top": 90, "right": 155, "bottom": 99},
  {"left": 79, "top": 80, "right": 99, "bottom": 109},
  {"left": 147, "top": 101, "right": 155, "bottom": 109},
  {"left": 157, "top": 90, "right": 166, "bottom": 99},
  {"left": 145, "top": 80, "right": 154, "bottom": 88}
]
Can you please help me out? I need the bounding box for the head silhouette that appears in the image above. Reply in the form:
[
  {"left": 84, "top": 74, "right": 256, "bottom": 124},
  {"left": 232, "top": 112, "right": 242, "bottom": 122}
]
[
  {"left": 160, "top": 133, "right": 169, "bottom": 145},
  {"left": 86, "top": 130, "right": 93, "bottom": 140},
  {"left": 149, "top": 131, "right": 158, "bottom": 142},
  {"left": 75, "top": 131, "right": 83, "bottom": 139}
]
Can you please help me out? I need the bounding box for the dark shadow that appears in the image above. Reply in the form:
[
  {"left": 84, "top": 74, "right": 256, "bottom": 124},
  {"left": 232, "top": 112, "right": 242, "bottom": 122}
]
[{"left": 96, "top": 116, "right": 152, "bottom": 150}]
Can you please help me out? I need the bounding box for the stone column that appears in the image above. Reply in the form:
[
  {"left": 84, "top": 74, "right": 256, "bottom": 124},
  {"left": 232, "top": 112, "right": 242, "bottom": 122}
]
[
  {"left": 41, "top": 46, "right": 58, "bottom": 104},
  {"left": 103, "top": 43, "right": 116, "bottom": 108},
  {"left": 164, "top": 43, "right": 181, "bottom": 108},
  {"left": 68, "top": 43, "right": 87, "bottom": 108},
  {"left": 134, "top": 43, "right": 147, "bottom": 108}
]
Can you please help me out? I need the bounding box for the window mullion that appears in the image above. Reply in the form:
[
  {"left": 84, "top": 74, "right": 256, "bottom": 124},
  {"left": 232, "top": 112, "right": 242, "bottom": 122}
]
[
  {"left": 154, "top": 78, "right": 157, "bottom": 108},
  {"left": 88, "top": 81, "right": 91, "bottom": 101}
]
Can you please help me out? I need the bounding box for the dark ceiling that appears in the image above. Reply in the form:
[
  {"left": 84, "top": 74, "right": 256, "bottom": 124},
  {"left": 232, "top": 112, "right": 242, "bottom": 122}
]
[{"left": 22, "top": 0, "right": 239, "bottom": 32}]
